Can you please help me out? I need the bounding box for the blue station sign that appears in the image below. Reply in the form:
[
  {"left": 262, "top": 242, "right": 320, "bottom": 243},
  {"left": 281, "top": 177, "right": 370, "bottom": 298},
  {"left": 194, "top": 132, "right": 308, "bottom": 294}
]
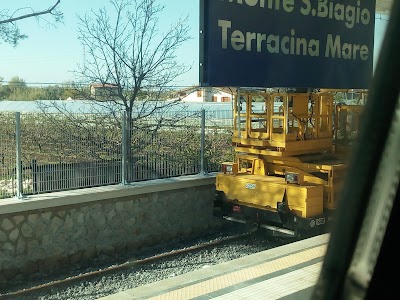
[{"left": 200, "top": 0, "right": 376, "bottom": 89}]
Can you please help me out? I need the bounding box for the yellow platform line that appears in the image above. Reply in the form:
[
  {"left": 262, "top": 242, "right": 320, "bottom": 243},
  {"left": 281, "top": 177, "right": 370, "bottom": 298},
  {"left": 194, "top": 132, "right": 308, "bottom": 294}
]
[
  {"left": 147, "top": 245, "right": 326, "bottom": 300},
  {"left": 213, "top": 262, "right": 322, "bottom": 300}
]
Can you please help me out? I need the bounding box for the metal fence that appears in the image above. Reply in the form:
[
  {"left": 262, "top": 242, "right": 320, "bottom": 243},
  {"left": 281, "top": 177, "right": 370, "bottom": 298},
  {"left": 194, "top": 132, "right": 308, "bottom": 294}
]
[{"left": 0, "top": 109, "right": 234, "bottom": 200}]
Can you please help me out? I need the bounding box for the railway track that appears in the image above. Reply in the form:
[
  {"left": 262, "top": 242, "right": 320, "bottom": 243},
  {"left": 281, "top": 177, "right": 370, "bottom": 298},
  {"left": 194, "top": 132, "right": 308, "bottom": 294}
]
[{"left": 1, "top": 229, "right": 260, "bottom": 299}]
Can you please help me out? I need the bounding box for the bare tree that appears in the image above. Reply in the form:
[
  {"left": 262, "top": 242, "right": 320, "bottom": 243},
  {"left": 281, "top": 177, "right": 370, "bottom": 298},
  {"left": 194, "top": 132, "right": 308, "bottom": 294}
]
[
  {"left": 0, "top": 1, "right": 62, "bottom": 46},
  {"left": 72, "top": 0, "right": 192, "bottom": 180},
  {"left": 74, "top": 0, "right": 191, "bottom": 118}
]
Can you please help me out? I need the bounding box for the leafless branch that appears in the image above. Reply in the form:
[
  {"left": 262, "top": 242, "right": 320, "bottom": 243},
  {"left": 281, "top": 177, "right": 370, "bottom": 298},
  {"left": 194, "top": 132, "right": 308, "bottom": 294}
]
[
  {"left": 73, "top": 0, "right": 192, "bottom": 121},
  {"left": 0, "top": 1, "right": 62, "bottom": 25}
]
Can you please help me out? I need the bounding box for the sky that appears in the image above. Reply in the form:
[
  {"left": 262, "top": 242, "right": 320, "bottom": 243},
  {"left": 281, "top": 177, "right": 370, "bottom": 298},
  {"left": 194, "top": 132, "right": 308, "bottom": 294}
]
[
  {"left": 0, "top": 1, "right": 390, "bottom": 88},
  {"left": 0, "top": 0, "right": 199, "bottom": 88}
]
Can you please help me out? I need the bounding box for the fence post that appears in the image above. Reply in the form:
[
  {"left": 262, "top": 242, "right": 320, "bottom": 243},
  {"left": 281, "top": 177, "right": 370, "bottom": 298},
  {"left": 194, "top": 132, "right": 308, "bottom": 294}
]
[
  {"left": 121, "top": 110, "right": 128, "bottom": 185},
  {"left": 32, "top": 159, "right": 38, "bottom": 194},
  {"left": 15, "top": 112, "right": 23, "bottom": 199},
  {"left": 199, "top": 108, "right": 207, "bottom": 175}
]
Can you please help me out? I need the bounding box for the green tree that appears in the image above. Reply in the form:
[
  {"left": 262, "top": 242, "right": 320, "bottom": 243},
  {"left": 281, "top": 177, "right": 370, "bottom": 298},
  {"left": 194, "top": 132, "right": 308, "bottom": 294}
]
[
  {"left": 0, "top": 1, "right": 62, "bottom": 46},
  {"left": 2, "top": 76, "right": 27, "bottom": 100},
  {"left": 0, "top": 76, "right": 11, "bottom": 99},
  {"left": 8, "top": 76, "right": 27, "bottom": 88}
]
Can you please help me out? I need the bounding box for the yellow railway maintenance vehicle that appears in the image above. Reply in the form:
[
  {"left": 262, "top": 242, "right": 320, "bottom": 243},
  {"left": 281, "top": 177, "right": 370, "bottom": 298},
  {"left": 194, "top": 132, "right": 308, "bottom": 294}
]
[{"left": 214, "top": 89, "right": 365, "bottom": 238}]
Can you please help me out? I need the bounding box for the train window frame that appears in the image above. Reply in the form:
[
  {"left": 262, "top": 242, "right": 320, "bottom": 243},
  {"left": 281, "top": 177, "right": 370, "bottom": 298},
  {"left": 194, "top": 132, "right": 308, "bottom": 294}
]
[{"left": 311, "top": 1, "right": 400, "bottom": 299}]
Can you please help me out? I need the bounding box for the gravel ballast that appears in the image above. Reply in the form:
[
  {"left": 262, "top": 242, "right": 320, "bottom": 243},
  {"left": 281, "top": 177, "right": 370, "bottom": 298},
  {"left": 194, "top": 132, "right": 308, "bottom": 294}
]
[{"left": 0, "top": 226, "right": 293, "bottom": 300}]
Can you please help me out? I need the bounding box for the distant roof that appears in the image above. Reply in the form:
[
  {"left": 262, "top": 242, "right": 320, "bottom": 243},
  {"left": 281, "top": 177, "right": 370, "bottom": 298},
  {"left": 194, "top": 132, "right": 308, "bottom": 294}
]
[
  {"left": 176, "top": 86, "right": 236, "bottom": 93},
  {"left": 90, "top": 83, "right": 119, "bottom": 88}
]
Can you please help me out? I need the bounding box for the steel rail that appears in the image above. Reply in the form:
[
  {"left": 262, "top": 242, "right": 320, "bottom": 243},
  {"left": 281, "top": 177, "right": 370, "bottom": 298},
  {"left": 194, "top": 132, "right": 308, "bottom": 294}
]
[{"left": 1, "top": 230, "right": 256, "bottom": 299}]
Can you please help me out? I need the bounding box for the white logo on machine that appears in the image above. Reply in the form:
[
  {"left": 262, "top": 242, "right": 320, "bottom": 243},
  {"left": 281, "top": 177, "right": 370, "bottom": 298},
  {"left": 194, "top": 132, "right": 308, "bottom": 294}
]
[
  {"left": 245, "top": 183, "right": 256, "bottom": 190},
  {"left": 310, "top": 217, "right": 326, "bottom": 227}
]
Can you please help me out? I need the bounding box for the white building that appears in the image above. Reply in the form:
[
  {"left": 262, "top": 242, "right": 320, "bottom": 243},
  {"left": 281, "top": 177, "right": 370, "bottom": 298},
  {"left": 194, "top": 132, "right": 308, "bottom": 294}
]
[{"left": 176, "top": 86, "right": 234, "bottom": 103}]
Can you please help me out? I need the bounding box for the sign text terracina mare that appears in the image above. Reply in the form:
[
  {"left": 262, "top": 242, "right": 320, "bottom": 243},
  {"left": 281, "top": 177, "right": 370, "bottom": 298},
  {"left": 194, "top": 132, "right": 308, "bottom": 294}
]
[{"left": 200, "top": 0, "right": 376, "bottom": 88}]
